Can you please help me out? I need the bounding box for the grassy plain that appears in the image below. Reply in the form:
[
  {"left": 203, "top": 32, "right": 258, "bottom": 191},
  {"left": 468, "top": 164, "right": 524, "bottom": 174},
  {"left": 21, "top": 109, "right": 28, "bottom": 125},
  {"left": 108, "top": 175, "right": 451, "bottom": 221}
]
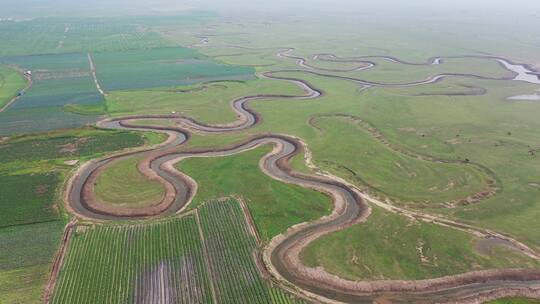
[
  {"left": 301, "top": 206, "right": 539, "bottom": 280},
  {"left": 2, "top": 9, "right": 540, "bottom": 302},
  {"left": 105, "top": 77, "right": 303, "bottom": 124},
  {"left": 0, "top": 17, "right": 174, "bottom": 57},
  {"left": 94, "top": 156, "right": 165, "bottom": 208},
  {"left": 177, "top": 145, "right": 331, "bottom": 241}
]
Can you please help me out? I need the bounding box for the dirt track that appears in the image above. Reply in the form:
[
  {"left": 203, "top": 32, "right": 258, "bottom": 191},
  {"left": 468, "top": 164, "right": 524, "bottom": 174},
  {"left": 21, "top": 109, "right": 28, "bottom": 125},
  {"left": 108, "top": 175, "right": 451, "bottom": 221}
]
[{"left": 60, "top": 50, "right": 540, "bottom": 303}]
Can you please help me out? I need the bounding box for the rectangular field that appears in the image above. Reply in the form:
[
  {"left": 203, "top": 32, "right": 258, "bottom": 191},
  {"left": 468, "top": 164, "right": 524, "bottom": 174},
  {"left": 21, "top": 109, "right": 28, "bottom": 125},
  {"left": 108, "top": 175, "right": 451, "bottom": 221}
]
[
  {"left": 92, "top": 47, "right": 255, "bottom": 91},
  {"left": 51, "top": 199, "right": 305, "bottom": 304},
  {"left": 0, "top": 52, "right": 103, "bottom": 135}
]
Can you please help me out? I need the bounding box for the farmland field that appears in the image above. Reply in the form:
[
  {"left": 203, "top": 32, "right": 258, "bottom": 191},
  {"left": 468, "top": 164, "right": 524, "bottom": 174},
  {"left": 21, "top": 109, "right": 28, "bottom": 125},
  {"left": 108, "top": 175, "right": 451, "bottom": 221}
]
[
  {"left": 0, "top": 127, "right": 160, "bottom": 303},
  {"left": 0, "top": 221, "right": 65, "bottom": 304},
  {"left": 0, "top": 65, "right": 25, "bottom": 108},
  {"left": 92, "top": 47, "right": 255, "bottom": 91},
  {"left": 51, "top": 199, "right": 304, "bottom": 304},
  {"left": 0, "top": 52, "right": 103, "bottom": 135},
  {"left": 2, "top": 2, "right": 540, "bottom": 304}
]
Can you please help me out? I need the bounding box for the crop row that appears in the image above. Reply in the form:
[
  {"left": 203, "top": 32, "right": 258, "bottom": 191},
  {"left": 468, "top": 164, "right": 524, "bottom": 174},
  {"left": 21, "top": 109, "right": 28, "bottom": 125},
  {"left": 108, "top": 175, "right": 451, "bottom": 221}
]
[
  {"left": 51, "top": 216, "right": 212, "bottom": 304},
  {"left": 51, "top": 199, "right": 305, "bottom": 303},
  {"left": 0, "top": 129, "right": 144, "bottom": 163},
  {"left": 198, "top": 198, "right": 305, "bottom": 304}
]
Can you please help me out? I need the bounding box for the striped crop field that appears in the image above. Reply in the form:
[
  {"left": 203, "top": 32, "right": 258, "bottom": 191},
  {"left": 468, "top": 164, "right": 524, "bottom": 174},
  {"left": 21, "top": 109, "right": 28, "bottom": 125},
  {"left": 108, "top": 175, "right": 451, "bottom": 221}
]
[
  {"left": 198, "top": 199, "right": 304, "bottom": 304},
  {"left": 51, "top": 199, "right": 304, "bottom": 303},
  {"left": 51, "top": 215, "right": 213, "bottom": 303}
]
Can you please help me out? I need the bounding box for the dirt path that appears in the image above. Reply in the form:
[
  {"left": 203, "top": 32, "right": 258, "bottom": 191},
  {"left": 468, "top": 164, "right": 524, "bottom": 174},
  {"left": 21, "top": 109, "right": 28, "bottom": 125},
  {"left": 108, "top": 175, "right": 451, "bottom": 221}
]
[
  {"left": 57, "top": 49, "right": 540, "bottom": 303},
  {"left": 87, "top": 53, "right": 105, "bottom": 95}
]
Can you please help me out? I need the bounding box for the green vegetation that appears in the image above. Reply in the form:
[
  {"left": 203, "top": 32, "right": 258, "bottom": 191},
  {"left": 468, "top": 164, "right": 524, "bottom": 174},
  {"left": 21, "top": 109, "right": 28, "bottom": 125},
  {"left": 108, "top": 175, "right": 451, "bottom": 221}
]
[
  {"left": 308, "top": 115, "right": 489, "bottom": 206},
  {"left": 0, "top": 173, "right": 60, "bottom": 227},
  {"left": 0, "top": 127, "right": 144, "bottom": 164},
  {"left": 105, "top": 78, "right": 303, "bottom": 124},
  {"left": 199, "top": 199, "right": 305, "bottom": 303},
  {"left": 2, "top": 9, "right": 540, "bottom": 302},
  {"left": 0, "top": 65, "right": 25, "bottom": 108},
  {"left": 63, "top": 102, "right": 107, "bottom": 115},
  {"left": 52, "top": 215, "right": 212, "bottom": 304},
  {"left": 0, "top": 127, "right": 161, "bottom": 224},
  {"left": 92, "top": 47, "right": 255, "bottom": 91},
  {"left": 0, "top": 52, "right": 103, "bottom": 135},
  {"left": 0, "top": 106, "right": 99, "bottom": 136},
  {"left": 94, "top": 157, "right": 165, "bottom": 208},
  {"left": 177, "top": 145, "right": 331, "bottom": 241},
  {"left": 301, "top": 206, "right": 539, "bottom": 280},
  {"left": 0, "top": 17, "right": 175, "bottom": 57},
  {"left": 0, "top": 221, "right": 65, "bottom": 304},
  {"left": 51, "top": 199, "right": 304, "bottom": 303},
  {"left": 0, "top": 127, "right": 158, "bottom": 303}
]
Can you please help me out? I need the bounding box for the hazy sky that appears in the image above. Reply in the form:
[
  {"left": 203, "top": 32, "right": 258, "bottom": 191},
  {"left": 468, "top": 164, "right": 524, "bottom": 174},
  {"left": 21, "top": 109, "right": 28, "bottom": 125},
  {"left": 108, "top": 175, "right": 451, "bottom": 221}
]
[{"left": 0, "top": 0, "right": 539, "bottom": 18}]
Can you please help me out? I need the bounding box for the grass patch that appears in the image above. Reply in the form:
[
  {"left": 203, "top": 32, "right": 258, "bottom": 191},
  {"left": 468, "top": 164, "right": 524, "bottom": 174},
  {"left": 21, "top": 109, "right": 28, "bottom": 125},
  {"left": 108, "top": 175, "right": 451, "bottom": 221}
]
[
  {"left": 308, "top": 116, "right": 489, "bottom": 206},
  {"left": 94, "top": 156, "right": 165, "bottom": 208},
  {"left": 301, "top": 206, "right": 539, "bottom": 280},
  {"left": 177, "top": 145, "right": 331, "bottom": 241},
  {"left": 0, "top": 127, "right": 144, "bottom": 164},
  {"left": 105, "top": 77, "right": 302, "bottom": 125},
  {"left": 63, "top": 102, "right": 107, "bottom": 115}
]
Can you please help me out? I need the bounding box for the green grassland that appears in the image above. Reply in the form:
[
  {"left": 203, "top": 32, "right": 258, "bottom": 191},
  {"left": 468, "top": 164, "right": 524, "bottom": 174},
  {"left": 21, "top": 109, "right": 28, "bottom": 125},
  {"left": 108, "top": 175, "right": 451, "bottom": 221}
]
[
  {"left": 177, "top": 145, "right": 331, "bottom": 241},
  {"left": 307, "top": 115, "right": 489, "bottom": 207},
  {"left": 301, "top": 206, "right": 539, "bottom": 280},
  {"left": 94, "top": 156, "right": 165, "bottom": 209},
  {"left": 357, "top": 78, "right": 540, "bottom": 249},
  {"left": 0, "top": 65, "right": 26, "bottom": 108},
  {"left": 142, "top": 66, "right": 540, "bottom": 275},
  {"left": 1, "top": 9, "right": 540, "bottom": 302},
  {"left": 105, "top": 77, "right": 304, "bottom": 124},
  {"left": 51, "top": 199, "right": 304, "bottom": 304}
]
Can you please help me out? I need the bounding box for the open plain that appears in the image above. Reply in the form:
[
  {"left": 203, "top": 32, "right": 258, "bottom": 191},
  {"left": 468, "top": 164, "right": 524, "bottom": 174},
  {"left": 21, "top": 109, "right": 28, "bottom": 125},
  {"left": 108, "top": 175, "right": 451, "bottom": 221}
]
[{"left": 1, "top": 1, "right": 540, "bottom": 303}]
